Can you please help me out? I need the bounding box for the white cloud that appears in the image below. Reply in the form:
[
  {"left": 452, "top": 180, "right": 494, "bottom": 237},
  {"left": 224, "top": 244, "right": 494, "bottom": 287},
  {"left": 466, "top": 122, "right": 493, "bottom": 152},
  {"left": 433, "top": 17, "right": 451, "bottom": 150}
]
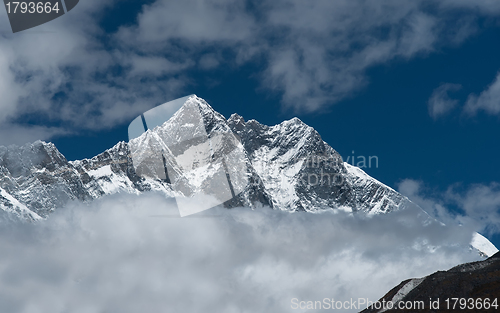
[
  {"left": 0, "top": 45, "right": 22, "bottom": 122},
  {"left": 115, "top": 0, "right": 255, "bottom": 46},
  {"left": 0, "top": 193, "right": 482, "bottom": 312},
  {"left": 0, "top": 0, "right": 188, "bottom": 135},
  {"left": 439, "top": 0, "right": 500, "bottom": 15},
  {"left": 1, "top": 0, "right": 500, "bottom": 144},
  {"left": 398, "top": 179, "right": 459, "bottom": 226},
  {"left": 447, "top": 183, "right": 500, "bottom": 235},
  {"left": 199, "top": 53, "right": 220, "bottom": 70},
  {"left": 427, "top": 83, "right": 461, "bottom": 119},
  {"left": 398, "top": 179, "right": 500, "bottom": 236},
  {"left": 0, "top": 124, "right": 69, "bottom": 146},
  {"left": 465, "top": 72, "right": 500, "bottom": 116}
]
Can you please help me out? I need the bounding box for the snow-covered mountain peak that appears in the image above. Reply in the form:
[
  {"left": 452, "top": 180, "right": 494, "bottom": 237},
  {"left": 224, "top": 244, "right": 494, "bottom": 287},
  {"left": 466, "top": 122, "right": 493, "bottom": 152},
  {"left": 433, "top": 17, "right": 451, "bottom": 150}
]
[
  {"left": 0, "top": 140, "right": 68, "bottom": 178},
  {"left": 0, "top": 96, "right": 497, "bottom": 257},
  {"left": 148, "top": 95, "right": 232, "bottom": 141},
  {"left": 227, "top": 113, "right": 245, "bottom": 131},
  {"left": 228, "top": 113, "right": 244, "bottom": 122},
  {"left": 282, "top": 116, "right": 305, "bottom": 126}
]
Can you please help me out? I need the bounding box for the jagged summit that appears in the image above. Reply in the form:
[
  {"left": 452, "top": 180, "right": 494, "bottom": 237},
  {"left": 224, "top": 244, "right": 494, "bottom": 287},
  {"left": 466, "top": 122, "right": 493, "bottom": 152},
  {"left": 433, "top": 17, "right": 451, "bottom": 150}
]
[
  {"left": 1, "top": 96, "right": 408, "bottom": 217},
  {"left": 227, "top": 113, "right": 245, "bottom": 132},
  {"left": 0, "top": 96, "right": 497, "bottom": 256},
  {"left": 0, "top": 96, "right": 452, "bottom": 217},
  {"left": 228, "top": 113, "right": 244, "bottom": 122},
  {"left": 0, "top": 140, "right": 68, "bottom": 176}
]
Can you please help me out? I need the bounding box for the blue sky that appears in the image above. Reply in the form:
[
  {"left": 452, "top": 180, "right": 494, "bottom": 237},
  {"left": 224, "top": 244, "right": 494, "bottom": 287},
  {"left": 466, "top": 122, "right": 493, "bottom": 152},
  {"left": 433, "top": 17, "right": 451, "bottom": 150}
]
[{"left": 1, "top": 0, "right": 500, "bottom": 247}]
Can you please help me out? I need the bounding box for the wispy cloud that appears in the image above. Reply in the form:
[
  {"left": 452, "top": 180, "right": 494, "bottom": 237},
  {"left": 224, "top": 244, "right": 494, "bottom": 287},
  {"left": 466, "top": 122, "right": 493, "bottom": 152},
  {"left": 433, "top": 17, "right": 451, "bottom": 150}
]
[
  {"left": 465, "top": 72, "right": 500, "bottom": 116},
  {"left": 0, "top": 193, "right": 482, "bottom": 312},
  {"left": 427, "top": 83, "right": 462, "bottom": 119},
  {"left": 399, "top": 179, "right": 500, "bottom": 236},
  {"left": 0, "top": 124, "right": 69, "bottom": 146},
  {"left": 1, "top": 0, "right": 500, "bottom": 144},
  {"left": 447, "top": 182, "right": 500, "bottom": 235}
]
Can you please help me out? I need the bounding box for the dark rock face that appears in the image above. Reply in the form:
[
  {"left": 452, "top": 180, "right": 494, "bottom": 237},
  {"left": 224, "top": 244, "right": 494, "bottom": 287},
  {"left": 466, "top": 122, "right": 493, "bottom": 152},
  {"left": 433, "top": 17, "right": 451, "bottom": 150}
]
[
  {"left": 0, "top": 96, "right": 410, "bottom": 219},
  {"left": 0, "top": 140, "right": 169, "bottom": 218},
  {"left": 227, "top": 111, "right": 411, "bottom": 213},
  {"left": 0, "top": 141, "right": 91, "bottom": 218},
  {"left": 360, "top": 252, "right": 500, "bottom": 313}
]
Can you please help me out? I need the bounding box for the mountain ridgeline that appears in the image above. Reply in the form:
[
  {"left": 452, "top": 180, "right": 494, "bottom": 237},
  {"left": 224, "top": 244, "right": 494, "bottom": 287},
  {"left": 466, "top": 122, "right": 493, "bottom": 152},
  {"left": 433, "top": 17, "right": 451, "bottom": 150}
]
[
  {"left": 361, "top": 252, "right": 500, "bottom": 313},
  {"left": 0, "top": 96, "right": 412, "bottom": 221},
  {"left": 0, "top": 96, "right": 496, "bottom": 257}
]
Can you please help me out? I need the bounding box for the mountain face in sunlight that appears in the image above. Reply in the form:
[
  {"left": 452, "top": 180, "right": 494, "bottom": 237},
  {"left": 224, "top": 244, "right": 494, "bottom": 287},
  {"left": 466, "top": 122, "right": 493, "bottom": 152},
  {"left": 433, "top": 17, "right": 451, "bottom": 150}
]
[{"left": 0, "top": 96, "right": 496, "bottom": 257}]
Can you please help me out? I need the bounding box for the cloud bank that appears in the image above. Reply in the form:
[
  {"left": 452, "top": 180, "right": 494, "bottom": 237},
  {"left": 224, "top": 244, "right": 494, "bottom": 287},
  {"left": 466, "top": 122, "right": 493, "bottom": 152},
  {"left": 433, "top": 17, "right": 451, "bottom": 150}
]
[{"left": 0, "top": 193, "right": 483, "bottom": 313}]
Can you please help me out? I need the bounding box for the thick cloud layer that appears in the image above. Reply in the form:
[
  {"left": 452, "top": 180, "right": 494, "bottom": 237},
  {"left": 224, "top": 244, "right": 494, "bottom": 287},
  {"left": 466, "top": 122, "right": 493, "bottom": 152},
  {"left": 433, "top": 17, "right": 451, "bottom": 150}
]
[{"left": 0, "top": 193, "right": 482, "bottom": 312}]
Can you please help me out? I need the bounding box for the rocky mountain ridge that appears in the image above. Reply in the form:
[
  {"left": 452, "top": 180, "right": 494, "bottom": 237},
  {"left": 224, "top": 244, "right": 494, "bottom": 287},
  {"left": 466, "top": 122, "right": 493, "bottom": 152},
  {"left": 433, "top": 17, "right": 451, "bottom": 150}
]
[
  {"left": 360, "top": 251, "right": 500, "bottom": 312},
  {"left": 0, "top": 96, "right": 412, "bottom": 219},
  {"left": 0, "top": 96, "right": 496, "bottom": 257}
]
